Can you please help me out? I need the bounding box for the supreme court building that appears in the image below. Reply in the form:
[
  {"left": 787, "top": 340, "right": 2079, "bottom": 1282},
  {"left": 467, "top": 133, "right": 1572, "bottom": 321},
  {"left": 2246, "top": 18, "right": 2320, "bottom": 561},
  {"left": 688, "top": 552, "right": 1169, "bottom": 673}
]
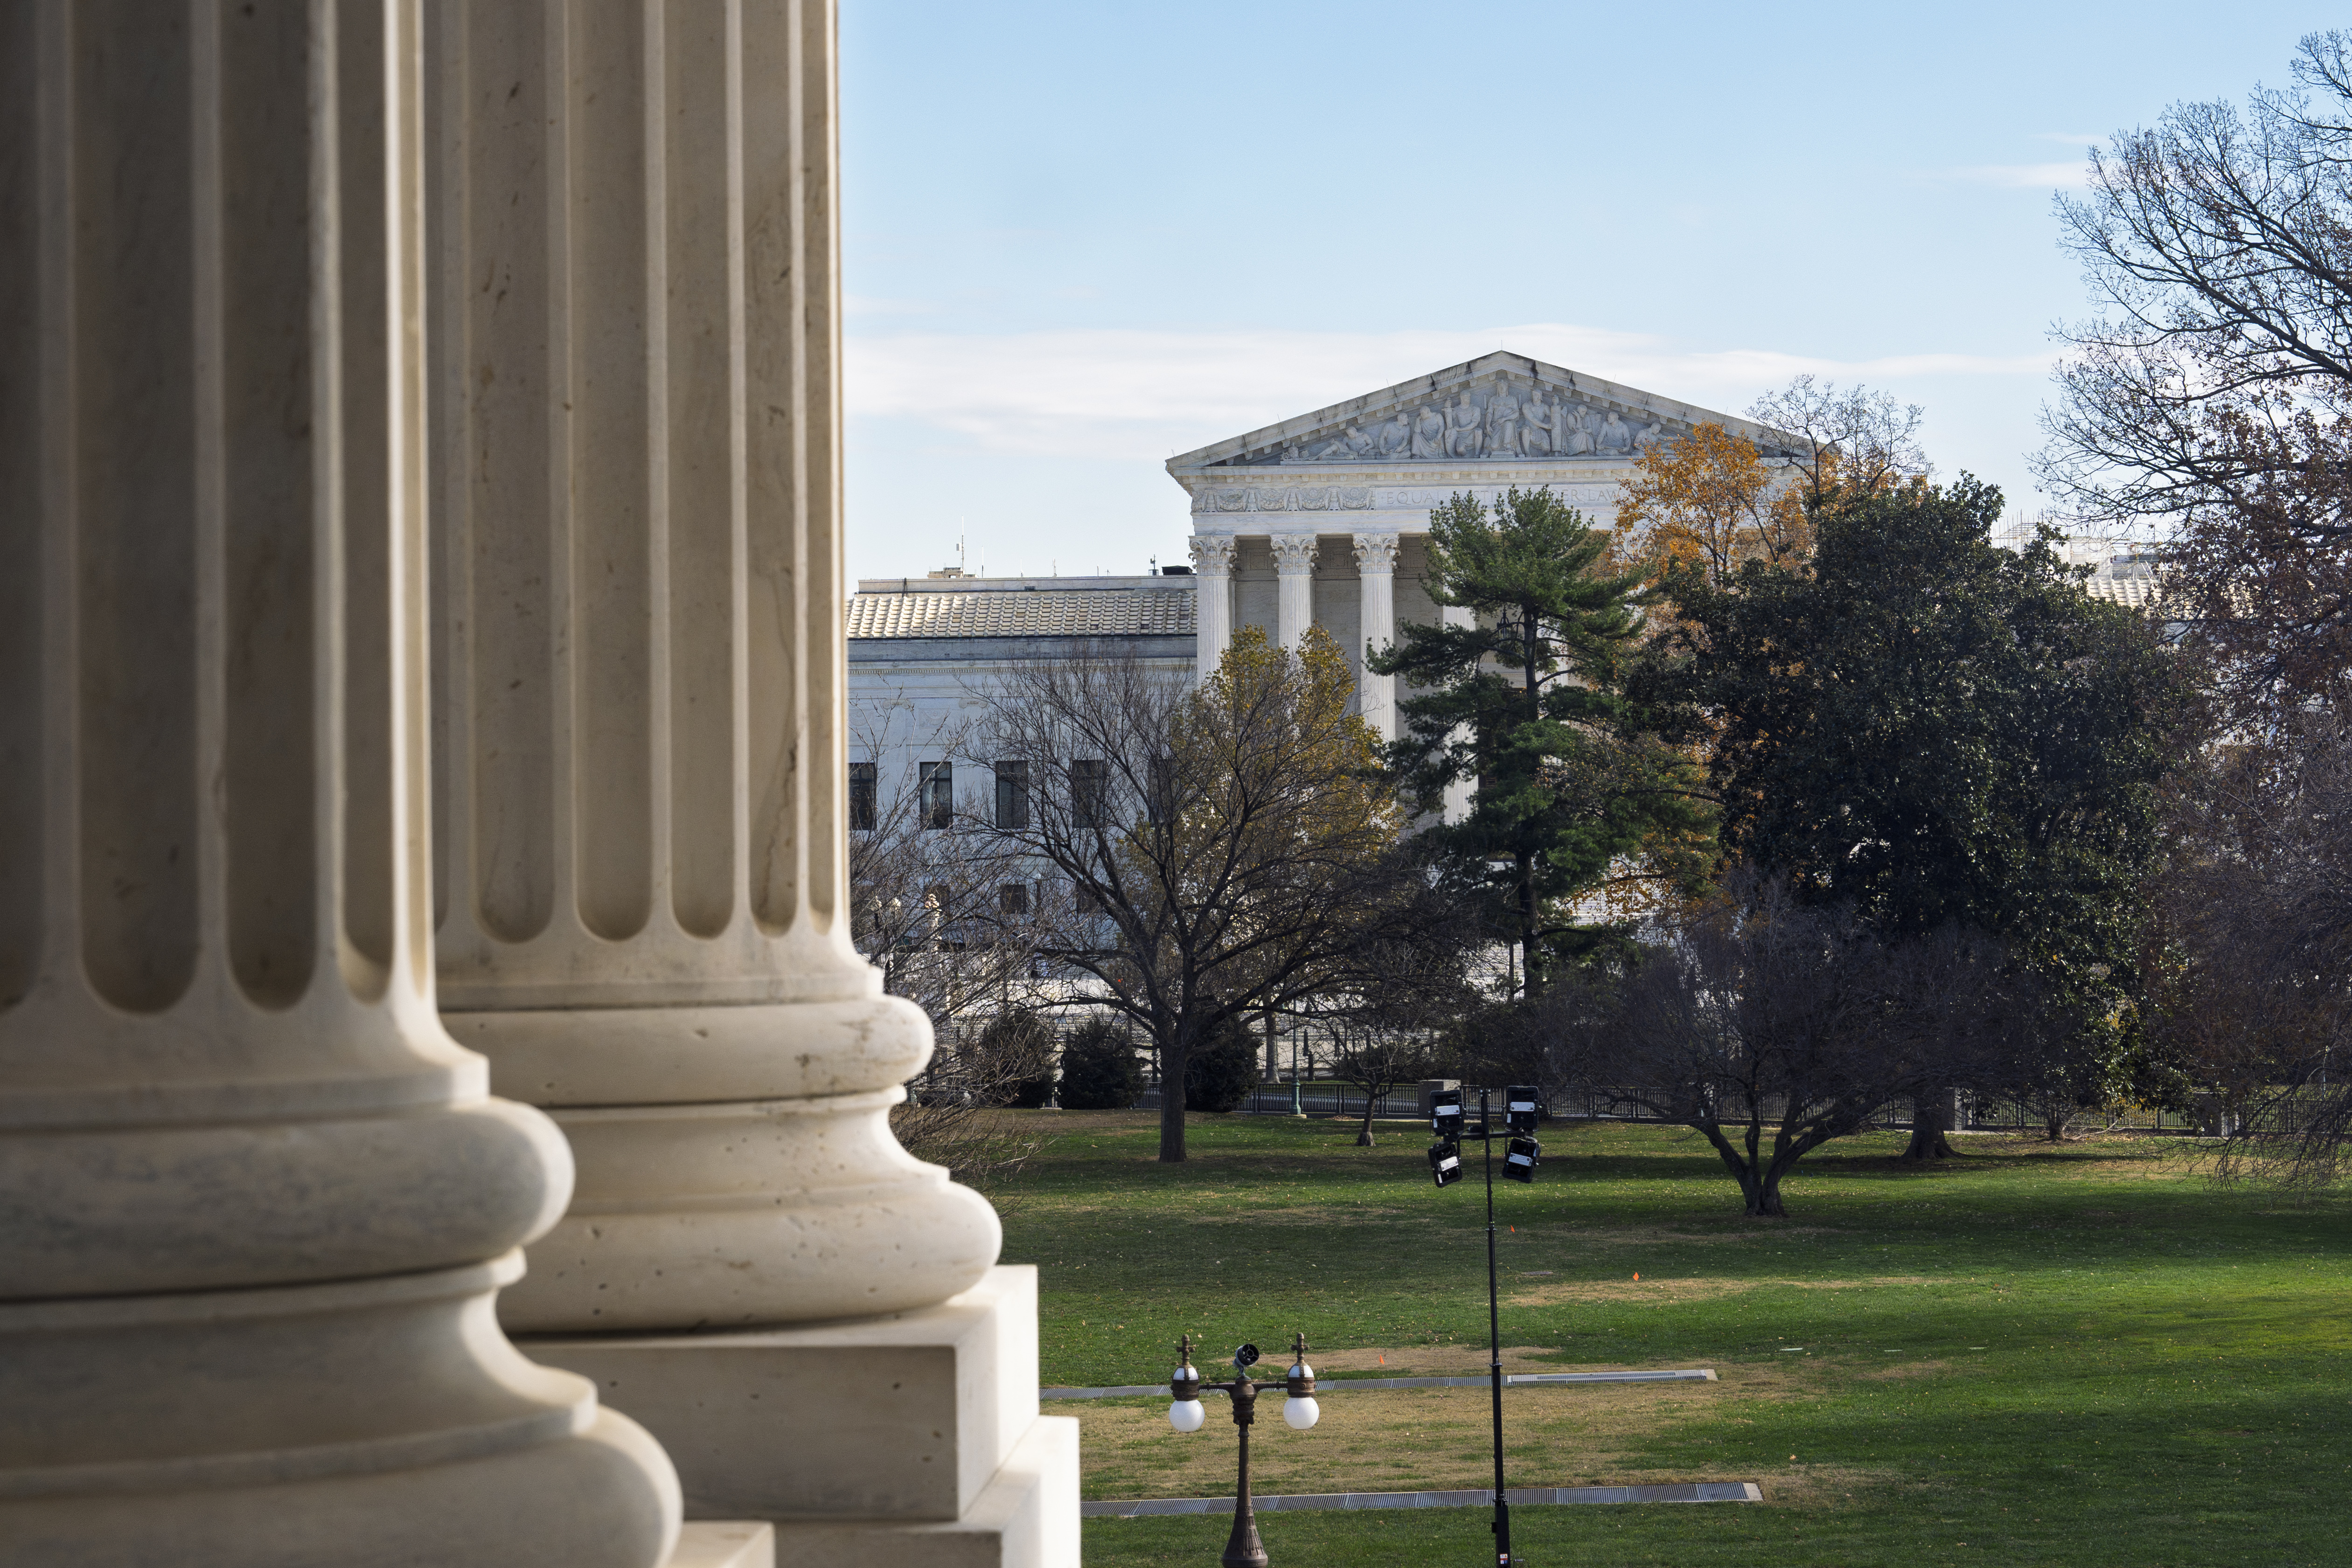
[
  {"left": 1169, "top": 351, "right": 1802, "bottom": 735},
  {"left": 842, "top": 353, "right": 1802, "bottom": 861},
  {"left": 847, "top": 353, "right": 1799, "bottom": 810}
]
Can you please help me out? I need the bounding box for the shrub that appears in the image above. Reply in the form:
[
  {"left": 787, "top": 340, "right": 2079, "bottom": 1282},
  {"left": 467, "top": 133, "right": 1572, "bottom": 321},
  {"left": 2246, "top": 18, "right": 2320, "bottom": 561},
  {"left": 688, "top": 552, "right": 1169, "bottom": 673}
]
[
  {"left": 974, "top": 1007, "right": 1057, "bottom": 1108},
  {"left": 1184, "top": 1015, "right": 1260, "bottom": 1113},
  {"left": 1057, "top": 1017, "right": 1143, "bottom": 1110}
]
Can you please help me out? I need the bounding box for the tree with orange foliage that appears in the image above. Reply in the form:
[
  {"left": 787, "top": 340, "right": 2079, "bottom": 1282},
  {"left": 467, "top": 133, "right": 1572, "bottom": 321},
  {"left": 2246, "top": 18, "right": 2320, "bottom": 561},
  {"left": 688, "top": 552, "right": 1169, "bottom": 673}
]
[
  {"left": 1617, "top": 379, "right": 1928, "bottom": 586},
  {"left": 1614, "top": 422, "right": 1809, "bottom": 585}
]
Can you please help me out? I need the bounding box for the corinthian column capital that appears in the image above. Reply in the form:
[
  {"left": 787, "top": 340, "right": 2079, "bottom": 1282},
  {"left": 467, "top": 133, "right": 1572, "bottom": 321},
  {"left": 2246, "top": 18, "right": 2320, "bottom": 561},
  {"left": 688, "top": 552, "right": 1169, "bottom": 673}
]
[
  {"left": 1270, "top": 533, "right": 1320, "bottom": 574},
  {"left": 1188, "top": 532, "right": 1237, "bottom": 575},
  {"left": 1352, "top": 531, "right": 1401, "bottom": 574}
]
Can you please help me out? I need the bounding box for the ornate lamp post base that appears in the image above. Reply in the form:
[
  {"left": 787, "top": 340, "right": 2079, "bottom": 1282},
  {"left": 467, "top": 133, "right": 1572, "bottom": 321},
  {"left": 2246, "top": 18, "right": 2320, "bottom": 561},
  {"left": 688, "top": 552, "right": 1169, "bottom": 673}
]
[{"left": 1222, "top": 1380, "right": 1268, "bottom": 1568}]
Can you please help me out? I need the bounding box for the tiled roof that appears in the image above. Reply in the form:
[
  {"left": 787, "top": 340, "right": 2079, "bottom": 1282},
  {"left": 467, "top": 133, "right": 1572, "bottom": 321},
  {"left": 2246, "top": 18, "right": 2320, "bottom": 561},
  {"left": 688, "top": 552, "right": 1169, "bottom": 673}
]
[
  {"left": 2083, "top": 575, "right": 2161, "bottom": 609},
  {"left": 848, "top": 586, "right": 1196, "bottom": 639}
]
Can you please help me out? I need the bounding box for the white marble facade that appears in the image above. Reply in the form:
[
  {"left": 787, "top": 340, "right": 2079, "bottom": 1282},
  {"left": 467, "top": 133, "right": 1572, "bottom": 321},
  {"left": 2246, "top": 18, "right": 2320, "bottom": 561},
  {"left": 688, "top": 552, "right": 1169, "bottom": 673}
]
[{"left": 1172, "top": 352, "right": 1798, "bottom": 731}]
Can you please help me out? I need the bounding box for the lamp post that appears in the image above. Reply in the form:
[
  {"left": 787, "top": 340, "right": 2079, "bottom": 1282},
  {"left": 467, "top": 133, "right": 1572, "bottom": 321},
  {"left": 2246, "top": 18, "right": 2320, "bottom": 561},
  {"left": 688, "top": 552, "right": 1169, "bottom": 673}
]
[
  {"left": 1166, "top": 1332, "right": 1321, "bottom": 1568},
  {"left": 1427, "top": 1085, "right": 1543, "bottom": 1568}
]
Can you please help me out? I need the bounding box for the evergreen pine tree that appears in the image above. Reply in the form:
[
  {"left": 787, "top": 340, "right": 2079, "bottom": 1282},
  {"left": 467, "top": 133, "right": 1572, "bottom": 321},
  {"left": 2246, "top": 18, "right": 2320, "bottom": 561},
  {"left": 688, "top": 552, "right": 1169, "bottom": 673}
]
[
  {"left": 1056, "top": 1017, "right": 1144, "bottom": 1110},
  {"left": 1182, "top": 1013, "right": 1259, "bottom": 1113},
  {"left": 1371, "top": 486, "right": 1711, "bottom": 991}
]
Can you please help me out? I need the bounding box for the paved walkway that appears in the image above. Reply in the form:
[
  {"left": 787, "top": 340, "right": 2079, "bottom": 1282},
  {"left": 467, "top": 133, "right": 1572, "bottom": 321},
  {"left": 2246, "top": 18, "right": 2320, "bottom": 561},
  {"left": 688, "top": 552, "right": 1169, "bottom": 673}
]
[
  {"left": 1043, "top": 1369, "right": 1716, "bottom": 1400},
  {"left": 1082, "top": 1481, "right": 1761, "bottom": 1517}
]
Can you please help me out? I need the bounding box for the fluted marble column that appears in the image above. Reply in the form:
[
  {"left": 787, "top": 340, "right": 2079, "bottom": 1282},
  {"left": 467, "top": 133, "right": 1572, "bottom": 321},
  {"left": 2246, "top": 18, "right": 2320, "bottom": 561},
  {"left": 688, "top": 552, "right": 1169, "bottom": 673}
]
[
  {"left": 1353, "top": 532, "right": 1399, "bottom": 736},
  {"left": 1271, "top": 532, "right": 1319, "bottom": 650},
  {"left": 1441, "top": 602, "right": 1477, "bottom": 822},
  {"left": 0, "top": 5, "right": 678, "bottom": 1562},
  {"left": 1188, "top": 533, "right": 1235, "bottom": 681},
  {"left": 424, "top": 0, "right": 998, "bottom": 1333}
]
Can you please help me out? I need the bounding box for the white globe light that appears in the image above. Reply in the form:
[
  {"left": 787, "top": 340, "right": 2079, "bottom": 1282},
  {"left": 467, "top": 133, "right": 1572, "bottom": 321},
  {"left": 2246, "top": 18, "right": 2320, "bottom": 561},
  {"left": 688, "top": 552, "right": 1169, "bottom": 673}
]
[
  {"left": 1169, "top": 1398, "right": 1207, "bottom": 1433},
  {"left": 1282, "top": 1395, "right": 1320, "bottom": 1431}
]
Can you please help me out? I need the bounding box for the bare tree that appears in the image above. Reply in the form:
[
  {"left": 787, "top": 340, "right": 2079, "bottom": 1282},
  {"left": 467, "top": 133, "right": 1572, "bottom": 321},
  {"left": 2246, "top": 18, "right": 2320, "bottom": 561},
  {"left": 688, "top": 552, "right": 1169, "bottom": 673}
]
[
  {"left": 2039, "top": 31, "right": 2352, "bottom": 722},
  {"left": 849, "top": 718, "right": 1054, "bottom": 1186},
  {"left": 1323, "top": 885, "right": 1486, "bottom": 1146},
  {"left": 964, "top": 626, "right": 1427, "bottom": 1162},
  {"left": 1746, "top": 375, "right": 1930, "bottom": 507},
  {"left": 1579, "top": 881, "right": 2032, "bottom": 1216},
  {"left": 2157, "top": 718, "right": 2352, "bottom": 1182},
  {"left": 1328, "top": 1029, "right": 1436, "bottom": 1147}
]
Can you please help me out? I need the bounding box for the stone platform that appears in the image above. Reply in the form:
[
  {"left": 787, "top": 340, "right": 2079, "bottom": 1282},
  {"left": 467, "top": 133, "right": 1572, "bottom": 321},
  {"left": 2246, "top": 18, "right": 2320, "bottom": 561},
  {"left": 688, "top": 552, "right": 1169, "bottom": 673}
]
[{"left": 533, "top": 1266, "right": 1078, "bottom": 1568}]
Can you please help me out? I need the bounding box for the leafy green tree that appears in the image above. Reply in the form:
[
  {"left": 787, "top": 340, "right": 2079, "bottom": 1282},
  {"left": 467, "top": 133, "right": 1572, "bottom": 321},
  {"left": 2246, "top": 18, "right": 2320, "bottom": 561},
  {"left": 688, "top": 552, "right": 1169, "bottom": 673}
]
[
  {"left": 1371, "top": 486, "right": 1712, "bottom": 992},
  {"left": 1649, "top": 476, "right": 2186, "bottom": 1155},
  {"left": 1057, "top": 1017, "right": 1144, "bottom": 1110}
]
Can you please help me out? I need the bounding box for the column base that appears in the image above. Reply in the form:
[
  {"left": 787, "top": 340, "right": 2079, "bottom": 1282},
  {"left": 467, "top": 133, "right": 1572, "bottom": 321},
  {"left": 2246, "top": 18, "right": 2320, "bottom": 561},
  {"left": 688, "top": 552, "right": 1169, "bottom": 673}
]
[
  {"left": 0, "top": 1256, "right": 681, "bottom": 1568},
  {"left": 493, "top": 1085, "right": 1002, "bottom": 1333},
  {"left": 527, "top": 1265, "right": 1078, "bottom": 1567},
  {"left": 529, "top": 1266, "right": 1042, "bottom": 1521}
]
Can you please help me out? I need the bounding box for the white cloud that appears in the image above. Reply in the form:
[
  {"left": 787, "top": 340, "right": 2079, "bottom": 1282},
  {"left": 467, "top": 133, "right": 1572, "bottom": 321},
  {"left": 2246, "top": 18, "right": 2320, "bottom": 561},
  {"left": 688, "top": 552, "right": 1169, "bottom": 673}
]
[
  {"left": 1951, "top": 160, "right": 2093, "bottom": 190},
  {"left": 843, "top": 324, "right": 2053, "bottom": 463},
  {"left": 844, "top": 293, "right": 939, "bottom": 318}
]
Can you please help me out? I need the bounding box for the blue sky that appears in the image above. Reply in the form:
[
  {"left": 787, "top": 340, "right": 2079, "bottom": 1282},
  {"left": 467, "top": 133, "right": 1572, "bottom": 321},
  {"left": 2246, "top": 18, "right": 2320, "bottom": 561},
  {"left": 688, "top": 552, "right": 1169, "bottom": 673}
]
[{"left": 839, "top": 1, "right": 2329, "bottom": 582}]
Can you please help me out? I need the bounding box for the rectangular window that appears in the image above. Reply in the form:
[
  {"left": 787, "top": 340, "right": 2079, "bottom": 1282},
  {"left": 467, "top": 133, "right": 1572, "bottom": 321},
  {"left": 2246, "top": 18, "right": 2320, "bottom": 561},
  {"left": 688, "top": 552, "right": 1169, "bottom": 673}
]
[
  {"left": 919, "top": 761, "right": 953, "bottom": 829},
  {"left": 1072, "top": 758, "right": 1109, "bottom": 830},
  {"left": 849, "top": 762, "right": 877, "bottom": 831},
  {"left": 994, "top": 760, "right": 1030, "bottom": 830},
  {"left": 997, "top": 881, "right": 1031, "bottom": 916},
  {"left": 1146, "top": 756, "right": 1175, "bottom": 824}
]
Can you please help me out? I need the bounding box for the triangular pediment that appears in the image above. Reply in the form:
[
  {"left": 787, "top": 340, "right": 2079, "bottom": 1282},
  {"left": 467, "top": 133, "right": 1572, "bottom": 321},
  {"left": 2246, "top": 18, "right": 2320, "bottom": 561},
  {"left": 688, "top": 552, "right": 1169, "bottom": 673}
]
[{"left": 1165, "top": 351, "right": 1803, "bottom": 473}]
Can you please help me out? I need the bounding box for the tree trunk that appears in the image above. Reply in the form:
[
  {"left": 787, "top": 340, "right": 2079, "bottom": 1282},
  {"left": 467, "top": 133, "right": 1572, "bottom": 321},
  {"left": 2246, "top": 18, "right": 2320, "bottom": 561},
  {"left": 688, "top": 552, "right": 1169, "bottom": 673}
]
[
  {"left": 1159, "top": 1041, "right": 1189, "bottom": 1162},
  {"left": 1698, "top": 1124, "right": 1787, "bottom": 1218},
  {"left": 1356, "top": 1093, "right": 1377, "bottom": 1147},
  {"left": 1902, "top": 1090, "right": 1958, "bottom": 1161},
  {"left": 1517, "top": 850, "right": 1540, "bottom": 998}
]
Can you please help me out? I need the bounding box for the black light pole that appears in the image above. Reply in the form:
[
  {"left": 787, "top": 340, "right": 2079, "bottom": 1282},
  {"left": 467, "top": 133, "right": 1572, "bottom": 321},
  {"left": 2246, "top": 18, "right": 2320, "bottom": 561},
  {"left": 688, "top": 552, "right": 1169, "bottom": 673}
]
[
  {"left": 1165, "top": 1332, "right": 1322, "bottom": 1568},
  {"left": 1429, "top": 1084, "right": 1543, "bottom": 1568}
]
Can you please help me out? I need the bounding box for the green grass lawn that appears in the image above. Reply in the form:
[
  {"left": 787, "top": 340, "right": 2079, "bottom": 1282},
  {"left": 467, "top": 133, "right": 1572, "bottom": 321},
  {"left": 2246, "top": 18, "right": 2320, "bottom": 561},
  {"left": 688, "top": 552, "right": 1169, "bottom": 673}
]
[{"left": 991, "top": 1110, "right": 2352, "bottom": 1566}]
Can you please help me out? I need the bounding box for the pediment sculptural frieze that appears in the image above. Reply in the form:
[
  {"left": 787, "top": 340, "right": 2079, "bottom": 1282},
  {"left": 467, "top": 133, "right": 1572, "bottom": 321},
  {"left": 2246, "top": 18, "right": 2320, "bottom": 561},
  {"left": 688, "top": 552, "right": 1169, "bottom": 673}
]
[
  {"left": 1195, "top": 485, "right": 1377, "bottom": 513},
  {"left": 1188, "top": 480, "right": 1625, "bottom": 514},
  {"left": 1221, "top": 374, "right": 1679, "bottom": 466}
]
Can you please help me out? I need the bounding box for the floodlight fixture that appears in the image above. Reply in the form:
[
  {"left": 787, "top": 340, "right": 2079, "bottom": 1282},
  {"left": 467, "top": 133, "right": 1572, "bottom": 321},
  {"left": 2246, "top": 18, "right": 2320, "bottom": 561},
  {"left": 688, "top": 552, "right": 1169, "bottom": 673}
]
[
  {"left": 1423, "top": 1086, "right": 1544, "bottom": 1567},
  {"left": 1429, "top": 1088, "right": 1462, "bottom": 1137},
  {"left": 1504, "top": 1136, "right": 1540, "bottom": 1183}
]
